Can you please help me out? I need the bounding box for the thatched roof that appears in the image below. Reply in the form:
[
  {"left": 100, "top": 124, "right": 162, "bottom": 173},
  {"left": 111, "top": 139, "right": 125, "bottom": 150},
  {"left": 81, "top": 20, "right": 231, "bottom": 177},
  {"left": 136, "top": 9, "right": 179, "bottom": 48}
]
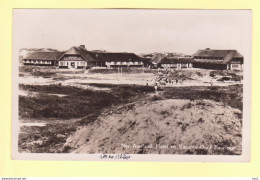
[
  {"left": 88, "top": 51, "right": 142, "bottom": 62},
  {"left": 193, "top": 49, "right": 243, "bottom": 64},
  {"left": 159, "top": 57, "right": 194, "bottom": 64},
  {"left": 24, "top": 46, "right": 142, "bottom": 63},
  {"left": 59, "top": 46, "right": 95, "bottom": 62},
  {"left": 59, "top": 46, "right": 141, "bottom": 62},
  {"left": 24, "top": 52, "right": 64, "bottom": 61},
  {"left": 140, "top": 57, "right": 153, "bottom": 63}
]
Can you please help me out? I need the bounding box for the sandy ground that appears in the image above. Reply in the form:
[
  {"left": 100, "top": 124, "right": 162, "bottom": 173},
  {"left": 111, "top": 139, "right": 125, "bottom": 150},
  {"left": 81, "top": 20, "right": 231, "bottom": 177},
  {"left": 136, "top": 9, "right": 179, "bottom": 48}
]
[
  {"left": 19, "top": 90, "right": 69, "bottom": 97},
  {"left": 63, "top": 98, "right": 242, "bottom": 155},
  {"left": 19, "top": 69, "right": 242, "bottom": 88},
  {"left": 19, "top": 122, "right": 46, "bottom": 127},
  {"left": 19, "top": 72, "right": 154, "bottom": 86}
]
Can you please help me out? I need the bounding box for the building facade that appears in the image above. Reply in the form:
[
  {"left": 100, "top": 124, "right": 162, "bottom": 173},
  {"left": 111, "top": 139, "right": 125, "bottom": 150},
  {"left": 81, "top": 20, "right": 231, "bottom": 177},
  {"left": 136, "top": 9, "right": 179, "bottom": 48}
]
[
  {"left": 158, "top": 57, "right": 194, "bottom": 69},
  {"left": 58, "top": 45, "right": 93, "bottom": 69},
  {"left": 88, "top": 50, "right": 143, "bottom": 68},
  {"left": 23, "top": 45, "right": 144, "bottom": 69},
  {"left": 192, "top": 48, "right": 244, "bottom": 70},
  {"left": 23, "top": 52, "right": 63, "bottom": 66},
  {"left": 23, "top": 46, "right": 244, "bottom": 71}
]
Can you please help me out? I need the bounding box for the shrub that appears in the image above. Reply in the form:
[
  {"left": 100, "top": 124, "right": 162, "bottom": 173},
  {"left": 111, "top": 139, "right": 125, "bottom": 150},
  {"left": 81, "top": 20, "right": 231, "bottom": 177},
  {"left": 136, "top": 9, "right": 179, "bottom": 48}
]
[
  {"left": 31, "top": 71, "right": 56, "bottom": 78},
  {"left": 163, "top": 85, "right": 242, "bottom": 110},
  {"left": 151, "top": 95, "right": 163, "bottom": 101},
  {"left": 217, "top": 77, "right": 232, "bottom": 81},
  {"left": 19, "top": 84, "right": 154, "bottom": 119},
  {"left": 209, "top": 70, "right": 227, "bottom": 77}
]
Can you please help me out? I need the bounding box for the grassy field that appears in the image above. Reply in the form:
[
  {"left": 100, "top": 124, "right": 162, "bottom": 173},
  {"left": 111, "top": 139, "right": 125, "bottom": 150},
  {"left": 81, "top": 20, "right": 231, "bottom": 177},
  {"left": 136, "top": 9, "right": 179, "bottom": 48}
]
[
  {"left": 19, "top": 122, "right": 77, "bottom": 153},
  {"left": 19, "top": 66, "right": 157, "bottom": 78},
  {"left": 19, "top": 83, "right": 242, "bottom": 120},
  {"left": 19, "top": 84, "right": 154, "bottom": 119},
  {"left": 162, "top": 84, "right": 243, "bottom": 110}
]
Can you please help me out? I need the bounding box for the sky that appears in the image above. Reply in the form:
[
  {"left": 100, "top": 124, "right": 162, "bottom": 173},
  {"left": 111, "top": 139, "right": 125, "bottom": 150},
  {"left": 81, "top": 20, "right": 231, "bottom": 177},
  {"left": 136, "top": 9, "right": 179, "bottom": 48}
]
[{"left": 13, "top": 9, "right": 251, "bottom": 55}]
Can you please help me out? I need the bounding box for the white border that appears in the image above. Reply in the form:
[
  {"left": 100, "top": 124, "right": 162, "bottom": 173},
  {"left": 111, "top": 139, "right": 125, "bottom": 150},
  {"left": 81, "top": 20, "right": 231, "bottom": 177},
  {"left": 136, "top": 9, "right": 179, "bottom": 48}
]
[{"left": 11, "top": 9, "right": 251, "bottom": 162}]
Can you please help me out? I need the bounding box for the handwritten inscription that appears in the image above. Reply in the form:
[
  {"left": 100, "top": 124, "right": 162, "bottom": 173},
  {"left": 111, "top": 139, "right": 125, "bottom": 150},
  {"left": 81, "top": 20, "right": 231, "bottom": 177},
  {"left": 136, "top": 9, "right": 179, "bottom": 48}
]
[{"left": 99, "top": 154, "right": 131, "bottom": 160}]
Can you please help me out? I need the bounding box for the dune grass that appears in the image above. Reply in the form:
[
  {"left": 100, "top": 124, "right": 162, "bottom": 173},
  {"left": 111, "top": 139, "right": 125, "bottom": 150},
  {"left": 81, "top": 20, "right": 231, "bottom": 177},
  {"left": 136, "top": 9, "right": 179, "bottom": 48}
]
[
  {"left": 163, "top": 84, "right": 243, "bottom": 110},
  {"left": 19, "top": 84, "right": 155, "bottom": 119},
  {"left": 19, "top": 83, "right": 242, "bottom": 120}
]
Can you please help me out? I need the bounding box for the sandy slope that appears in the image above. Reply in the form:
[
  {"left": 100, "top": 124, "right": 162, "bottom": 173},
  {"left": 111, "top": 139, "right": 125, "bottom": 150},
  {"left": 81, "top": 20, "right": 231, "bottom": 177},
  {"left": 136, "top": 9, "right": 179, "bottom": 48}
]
[{"left": 64, "top": 98, "right": 242, "bottom": 155}]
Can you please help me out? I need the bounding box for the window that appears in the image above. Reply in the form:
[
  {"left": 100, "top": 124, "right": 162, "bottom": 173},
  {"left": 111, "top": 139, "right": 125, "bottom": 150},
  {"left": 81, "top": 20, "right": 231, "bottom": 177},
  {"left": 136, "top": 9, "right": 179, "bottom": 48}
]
[
  {"left": 231, "top": 64, "right": 239, "bottom": 68},
  {"left": 79, "top": 61, "right": 86, "bottom": 66},
  {"left": 59, "top": 61, "right": 66, "bottom": 66}
]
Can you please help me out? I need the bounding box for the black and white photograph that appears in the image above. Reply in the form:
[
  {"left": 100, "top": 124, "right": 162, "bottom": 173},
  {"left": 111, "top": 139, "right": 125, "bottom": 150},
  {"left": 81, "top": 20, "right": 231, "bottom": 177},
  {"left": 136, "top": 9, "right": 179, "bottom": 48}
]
[{"left": 12, "top": 9, "right": 251, "bottom": 162}]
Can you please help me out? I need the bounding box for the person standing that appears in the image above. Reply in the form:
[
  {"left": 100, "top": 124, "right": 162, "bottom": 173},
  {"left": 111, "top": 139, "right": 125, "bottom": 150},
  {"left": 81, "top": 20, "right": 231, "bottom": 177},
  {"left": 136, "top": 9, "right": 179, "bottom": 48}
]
[{"left": 154, "top": 83, "right": 158, "bottom": 92}]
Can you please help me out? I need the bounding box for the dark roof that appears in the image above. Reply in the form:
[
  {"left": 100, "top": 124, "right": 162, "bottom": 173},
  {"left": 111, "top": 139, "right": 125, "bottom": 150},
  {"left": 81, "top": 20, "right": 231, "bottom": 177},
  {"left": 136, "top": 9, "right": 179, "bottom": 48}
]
[
  {"left": 24, "top": 52, "right": 64, "bottom": 61},
  {"left": 193, "top": 49, "right": 243, "bottom": 64},
  {"left": 159, "top": 57, "right": 194, "bottom": 64},
  {"left": 88, "top": 51, "right": 142, "bottom": 62},
  {"left": 24, "top": 46, "right": 143, "bottom": 63},
  {"left": 63, "top": 47, "right": 81, "bottom": 55},
  {"left": 59, "top": 46, "right": 95, "bottom": 62},
  {"left": 194, "top": 49, "right": 243, "bottom": 58},
  {"left": 58, "top": 46, "right": 141, "bottom": 62},
  {"left": 142, "top": 54, "right": 154, "bottom": 58},
  {"left": 141, "top": 57, "right": 153, "bottom": 63},
  {"left": 150, "top": 54, "right": 167, "bottom": 63}
]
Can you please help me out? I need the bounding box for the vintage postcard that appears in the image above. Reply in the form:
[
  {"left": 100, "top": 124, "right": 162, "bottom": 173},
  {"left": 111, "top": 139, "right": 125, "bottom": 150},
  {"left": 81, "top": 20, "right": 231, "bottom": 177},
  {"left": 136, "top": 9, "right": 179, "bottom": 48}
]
[{"left": 12, "top": 9, "right": 251, "bottom": 162}]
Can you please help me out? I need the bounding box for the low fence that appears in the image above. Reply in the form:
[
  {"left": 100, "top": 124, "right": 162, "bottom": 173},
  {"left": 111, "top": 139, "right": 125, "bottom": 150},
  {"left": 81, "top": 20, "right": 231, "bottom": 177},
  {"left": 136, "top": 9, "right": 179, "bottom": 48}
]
[{"left": 88, "top": 67, "right": 157, "bottom": 74}]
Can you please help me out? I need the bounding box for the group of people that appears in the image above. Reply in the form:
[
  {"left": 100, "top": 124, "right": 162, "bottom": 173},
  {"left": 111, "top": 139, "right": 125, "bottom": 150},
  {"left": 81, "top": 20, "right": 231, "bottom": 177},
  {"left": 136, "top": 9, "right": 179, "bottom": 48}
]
[{"left": 145, "top": 69, "right": 183, "bottom": 92}]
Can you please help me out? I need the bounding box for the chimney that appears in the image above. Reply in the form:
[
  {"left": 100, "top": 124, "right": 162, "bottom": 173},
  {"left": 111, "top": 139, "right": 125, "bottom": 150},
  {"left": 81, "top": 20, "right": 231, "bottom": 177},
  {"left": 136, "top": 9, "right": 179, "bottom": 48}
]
[{"left": 79, "top": 45, "right": 85, "bottom": 49}]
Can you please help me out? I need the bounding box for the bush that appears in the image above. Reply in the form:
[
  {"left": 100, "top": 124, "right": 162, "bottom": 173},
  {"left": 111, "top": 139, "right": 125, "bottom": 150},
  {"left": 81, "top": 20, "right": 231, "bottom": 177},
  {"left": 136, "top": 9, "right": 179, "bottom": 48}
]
[
  {"left": 19, "top": 92, "right": 115, "bottom": 119},
  {"left": 151, "top": 95, "right": 163, "bottom": 101},
  {"left": 163, "top": 85, "right": 242, "bottom": 110},
  {"left": 217, "top": 77, "right": 232, "bottom": 81},
  {"left": 31, "top": 71, "right": 56, "bottom": 78},
  {"left": 209, "top": 70, "right": 228, "bottom": 77},
  {"left": 19, "top": 84, "right": 154, "bottom": 119}
]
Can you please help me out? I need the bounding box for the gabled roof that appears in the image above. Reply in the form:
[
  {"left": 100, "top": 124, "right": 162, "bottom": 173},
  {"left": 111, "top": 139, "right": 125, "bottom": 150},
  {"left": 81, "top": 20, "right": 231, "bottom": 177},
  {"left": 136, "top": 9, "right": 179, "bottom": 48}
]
[
  {"left": 53, "top": 46, "right": 142, "bottom": 62},
  {"left": 64, "top": 46, "right": 81, "bottom": 55},
  {"left": 77, "top": 46, "right": 96, "bottom": 62},
  {"left": 59, "top": 46, "right": 95, "bottom": 62},
  {"left": 140, "top": 57, "right": 153, "bottom": 63},
  {"left": 193, "top": 49, "right": 243, "bottom": 64},
  {"left": 88, "top": 51, "right": 142, "bottom": 62},
  {"left": 23, "top": 52, "right": 64, "bottom": 61},
  {"left": 159, "top": 57, "right": 194, "bottom": 64},
  {"left": 24, "top": 46, "right": 144, "bottom": 63}
]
